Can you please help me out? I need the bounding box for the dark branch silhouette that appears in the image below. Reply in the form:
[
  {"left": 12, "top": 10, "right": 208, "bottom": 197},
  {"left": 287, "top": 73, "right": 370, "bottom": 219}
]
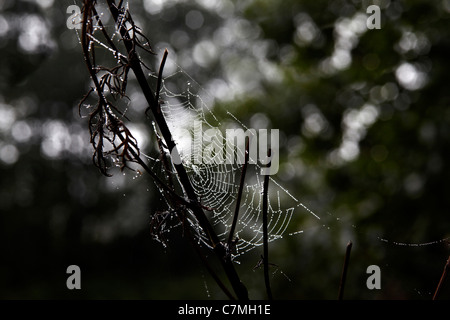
[{"left": 79, "top": 0, "right": 248, "bottom": 300}]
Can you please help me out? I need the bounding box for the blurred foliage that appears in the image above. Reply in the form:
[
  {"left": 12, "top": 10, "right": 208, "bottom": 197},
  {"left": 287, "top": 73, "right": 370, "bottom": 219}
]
[{"left": 0, "top": 0, "right": 449, "bottom": 300}]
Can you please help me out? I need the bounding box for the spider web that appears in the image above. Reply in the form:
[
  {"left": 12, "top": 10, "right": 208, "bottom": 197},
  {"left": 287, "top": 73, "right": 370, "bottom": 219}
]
[
  {"left": 143, "top": 67, "right": 321, "bottom": 257},
  {"left": 70, "top": 1, "right": 322, "bottom": 257}
]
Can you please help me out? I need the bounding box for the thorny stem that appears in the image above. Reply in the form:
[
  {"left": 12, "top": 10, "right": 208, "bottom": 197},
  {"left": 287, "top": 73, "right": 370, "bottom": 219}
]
[
  {"left": 262, "top": 148, "right": 273, "bottom": 300},
  {"left": 338, "top": 241, "right": 352, "bottom": 300},
  {"left": 432, "top": 255, "right": 450, "bottom": 300},
  {"left": 98, "top": 0, "right": 248, "bottom": 300}
]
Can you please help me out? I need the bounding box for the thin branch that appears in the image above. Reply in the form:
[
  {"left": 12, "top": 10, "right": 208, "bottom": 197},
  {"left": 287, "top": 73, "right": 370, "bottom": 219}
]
[
  {"left": 91, "top": 5, "right": 127, "bottom": 64},
  {"left": 338, "top": 241, "right": 353, "bottom": 300},
  {"left": 185, "top": 224, "right": 236, "bottom": 300},
  {"left": 156, "top": 49, "right": 168, "bottom": 109},
  {"left": 433, "top": 255, "right": 450, "bottom": 300},
  {"left": 262, "top": 148, "right": 273, "bottom": 300},
  {"left": 114, "top": 131, "right": 188, "bottom": 206},
  {"left": 227, "top": 138, "right": 249, "bottom": 247},
  {"left": 104, "top": 0, "right": 248, "bottom": 300},
  {"left": 146, "top": 48, "right": 168, "bottom": 117}
]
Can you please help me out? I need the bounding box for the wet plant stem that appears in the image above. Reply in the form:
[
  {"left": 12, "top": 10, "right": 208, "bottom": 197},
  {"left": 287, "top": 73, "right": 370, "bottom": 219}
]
[
  {"left": 262, "top": 149, "right": 273, "bottom": 300},
  {"left": 338, "top": 241, "right": 352, "bottom": 300}
]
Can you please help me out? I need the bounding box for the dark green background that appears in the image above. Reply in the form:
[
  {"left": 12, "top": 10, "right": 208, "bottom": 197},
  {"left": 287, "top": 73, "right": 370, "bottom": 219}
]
[{"left": 0, "top": 0, "right": 449, "bottom": 299}]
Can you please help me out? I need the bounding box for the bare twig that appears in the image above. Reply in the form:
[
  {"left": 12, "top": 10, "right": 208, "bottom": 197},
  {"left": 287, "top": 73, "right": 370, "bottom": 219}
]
[
  {"left": 338, "top": 241, "right": 353, "bottom": 300},
  {"left": 155, "top": 49, "right": 168, "bottom": 111},
  {"left": 179, "top": 205, "right": 236, "bottom": 300},
  {"left": 262, "top": 148, "right": 273, "bottom": 300},
  {"left": 187, "top": 228, "right": 236, "bottom": 300},
  {"left": 227, "top": 139, "right": 249, "bottom": 247},
  {"left": 433, "top": 255, "right": 450, "bottom": 300}
]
